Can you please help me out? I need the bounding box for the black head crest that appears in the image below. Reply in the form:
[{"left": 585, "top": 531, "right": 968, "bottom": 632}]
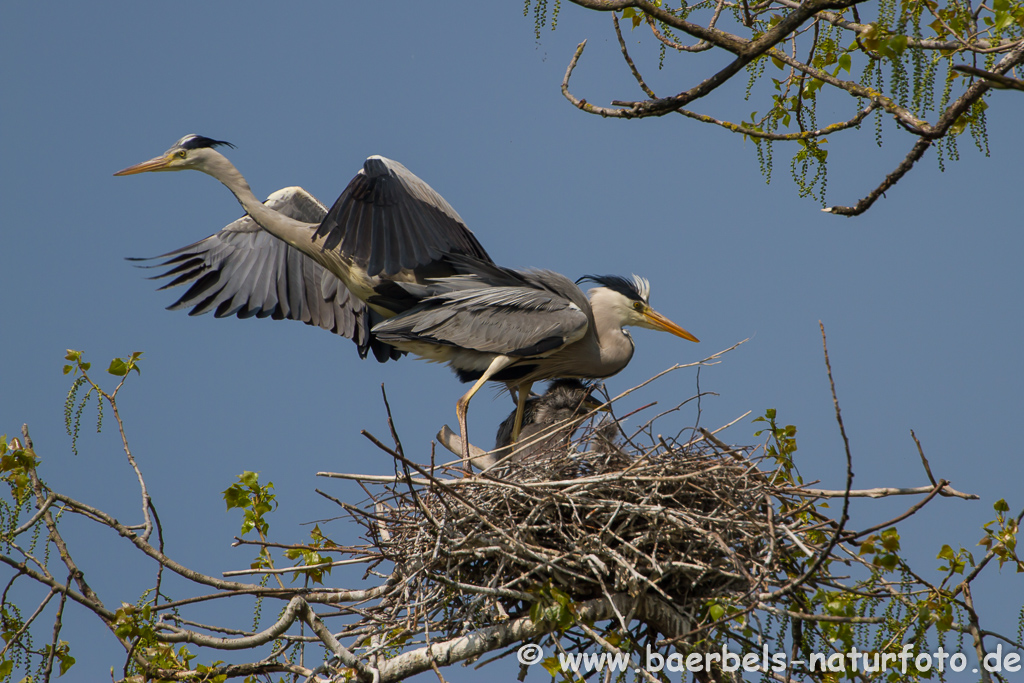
[
  {"left": 577, "top": 275, "right": 650, "bottom": 304},
  {"left": 176, "top": 134, "right": 236, "bottom": 151}
]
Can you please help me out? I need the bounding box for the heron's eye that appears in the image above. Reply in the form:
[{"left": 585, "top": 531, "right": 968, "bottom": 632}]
[
  {"left": 176, "top": 150, "right": 187, "bottom": 159},
  {"left": 632, "top": 302, "right": 644, "bottom": 312}
]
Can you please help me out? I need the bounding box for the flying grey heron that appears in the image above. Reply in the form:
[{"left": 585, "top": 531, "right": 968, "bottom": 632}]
[
  {"left": 489, "top": 379, "right": 604, "bottom": 467},
  {"left": 115, "top": 134, "right": 492, "bottom": 360},
  {"left": 371, "top": 254, "right": 699, "bottom": 458}
]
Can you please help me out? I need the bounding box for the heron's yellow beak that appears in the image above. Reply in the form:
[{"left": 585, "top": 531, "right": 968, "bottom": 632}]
[
  {"left": 643, "top": 309, "right": 699, "bottom": 343},
  {"left": 113, "top": 154, "right": 175, "bottom": 176}
]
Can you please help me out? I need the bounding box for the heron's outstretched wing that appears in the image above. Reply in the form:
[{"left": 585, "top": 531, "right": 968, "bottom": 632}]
[
  {"left": 372, "top": 282, "right": 589, "bottom": 358},
  {"left": 313, "top": 156, "right": 492, "bottom": 277},
  {"left": 131, "top": 186, "right": 400, "bottom": 362}
]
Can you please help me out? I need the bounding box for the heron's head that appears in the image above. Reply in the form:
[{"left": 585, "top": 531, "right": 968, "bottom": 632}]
[
  {"left": 579, "top": 275, "right": 699, "bottom": 343},
  {"left": 114, "top": 134, "right": 236, "bottom": 176}
]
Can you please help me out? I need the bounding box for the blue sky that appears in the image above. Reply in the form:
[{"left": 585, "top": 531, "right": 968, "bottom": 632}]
[{"left": 2, "top": 3, "right": 1021, "bottom": 680}]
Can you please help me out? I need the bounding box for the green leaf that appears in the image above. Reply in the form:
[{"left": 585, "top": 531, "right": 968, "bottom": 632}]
[
  {"left": 557, "top": 604, "right": 574, "bottom": 630},
  {"left": 876, "top": 553, "right": 898, "bottom": 571},
  {"left": 541, "top": 656, "right": 561, "bottom": 676},
  {"left": 935, "top": 605, "right": 954, "bottom": 631},
  {"left": 58, "top": 651, "right": 75, "bottom": 676},
  {"left": 529, "top": 601, "right": 542, "bottom": 624},
  {"left": 107, "top": 358, "right": 129, "bottom": 376},
  {"left": 223, "top": 484, "right": 248, "bottom": 510},
  {"left": 994, "top": 498, "right": 1010, "bottom": 512},
  {"left": 107, "top": 353, "right": 143, "bottom": 376}
]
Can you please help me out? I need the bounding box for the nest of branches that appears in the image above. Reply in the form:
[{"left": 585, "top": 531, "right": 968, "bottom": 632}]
[{"left": 344, "top": 410, "right": 815, "bottom": 642}]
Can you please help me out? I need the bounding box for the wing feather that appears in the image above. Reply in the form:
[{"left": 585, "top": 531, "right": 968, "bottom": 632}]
[
  {"left": 314, "top": 156, "right": 491, "bottom": 277},
  {"left": 373, "top": 285, "right": 588, "bottom": 358},
  {"left": 132, "top": 187, "right": 398, "bottom": 361}
]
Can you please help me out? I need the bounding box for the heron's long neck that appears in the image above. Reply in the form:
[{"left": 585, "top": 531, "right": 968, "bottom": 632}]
[
  {"left": 202, "top": 153, "right": 317, "bottom": 253},
  {"left": 585, "top": 302, "right": 636, "bottom": 378}
]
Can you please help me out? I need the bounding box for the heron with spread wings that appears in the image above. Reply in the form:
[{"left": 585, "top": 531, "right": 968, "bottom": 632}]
[
  {"left": 116, "top": 135, "right": 698, "bottom": 459},
  {"left": 115, "top": 134, "right": 491, "bottom": 361}
]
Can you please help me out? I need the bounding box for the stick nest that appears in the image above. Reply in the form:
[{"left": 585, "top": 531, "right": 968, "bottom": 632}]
[{"left": 348, "top": 416, "right": 811, "bottom": 639}]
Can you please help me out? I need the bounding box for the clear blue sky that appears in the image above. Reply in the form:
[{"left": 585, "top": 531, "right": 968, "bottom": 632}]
[{"left": 2, "top": 3, "right": 1021, "bottom": 680}]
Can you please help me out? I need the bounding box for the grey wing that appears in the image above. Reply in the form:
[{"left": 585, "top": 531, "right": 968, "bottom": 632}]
[
  {"left": 132, "top": 187, "right": 399, "bottom": 361},
  {"left": 389, "top": 257, "right": 591, "bottom": 310},
  {"left": 373, "top": 286, "right": 589, "bottom": 358},
  {"left": 313, "top": 156, "right": 492, "bottom": 278},
  {"left": 440, "top": 255, "right": 593, "bottom": 313}
]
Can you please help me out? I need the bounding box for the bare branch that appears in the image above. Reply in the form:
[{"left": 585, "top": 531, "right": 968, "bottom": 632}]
[{"left": 781, "top": 483, "right": 977, "bottom": 500}]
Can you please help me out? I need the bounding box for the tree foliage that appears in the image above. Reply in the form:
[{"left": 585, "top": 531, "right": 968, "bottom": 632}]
[
  {"left": 1, "top": 343, "right": 1021, "bottom": 682},
  {"left": 526, "top": 0, "right": 1024, "bottom": 214}
]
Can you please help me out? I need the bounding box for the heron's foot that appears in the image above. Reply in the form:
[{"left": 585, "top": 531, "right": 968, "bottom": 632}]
[
  {"left": 437, "top": 425, "right": 493, "bottom": 476},
  {"left": 456, "top": 400, "right": 471, "bottom": 470}
]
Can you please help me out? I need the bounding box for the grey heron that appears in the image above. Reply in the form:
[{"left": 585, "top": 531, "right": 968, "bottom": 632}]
[
  {"left": 115, "top": 134, "right": 492, "bottom": 360},
  {"left": 116, "top": 135, "right": 698, "bottom": 459},
  {"left": 371, "top": 254, "right": 699, "bottom": 458},
  {"left": 489, "top": 379, "right": 604, "bottom": 467}
]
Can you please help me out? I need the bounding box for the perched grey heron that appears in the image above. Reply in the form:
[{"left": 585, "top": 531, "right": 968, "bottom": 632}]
[
  {"left": 372, "top": 254, "right": 699, "bottom": 458},
  {"left": 489, "top": 379, "right": 604, "bottom": 467},
  {"left": 115, "top": 134, "right": 492, "bottom": 360}
]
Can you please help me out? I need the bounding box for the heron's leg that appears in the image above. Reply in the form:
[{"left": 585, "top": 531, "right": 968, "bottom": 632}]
[
  {"left": 456, "top": 356, "right": 514, "bottom": 463},
  {"left": 510, "top": 380, "right": 534, "bottom": 443}
]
